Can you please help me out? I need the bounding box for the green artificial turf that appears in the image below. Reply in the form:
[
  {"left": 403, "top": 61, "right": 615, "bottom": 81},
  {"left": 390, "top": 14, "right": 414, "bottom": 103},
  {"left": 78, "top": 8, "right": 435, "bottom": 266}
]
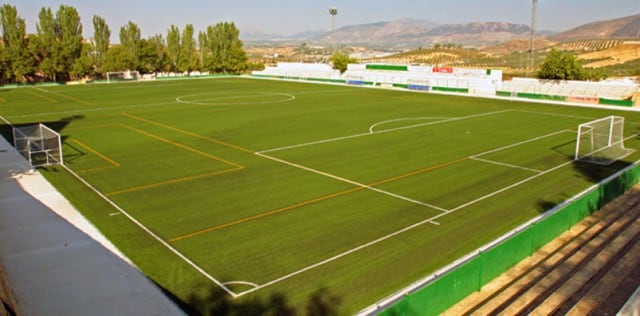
[{"left": 2, "top": 77, "right": 640, "bottom": 314}]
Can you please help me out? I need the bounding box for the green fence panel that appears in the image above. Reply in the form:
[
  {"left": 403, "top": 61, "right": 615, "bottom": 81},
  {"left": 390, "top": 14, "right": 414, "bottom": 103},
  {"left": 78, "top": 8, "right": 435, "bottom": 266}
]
[
  {"left": 599, "top": 98, "right": 633, "bottom": 107},
  {"left": 496, "top": 91, "right": 511, "bottom": 97},
  {"left": 366, "top": 64, "right": 408, "bottom": 71},
  {"left": 393, "top": 83, "right": 409, "bottom": 89},
  {"left": 432, "top": 87, "right": 469, "bottom": 93},
  {"left": 378, "top": 297, "right": 410, "bottom": 316},
  {"left": 406, "top": 258, "right": 483, "bottom": 316},
  {"left": 531, "top": 202, "right": 575, "bottom": 251},
  {"left": 479, "top": 228, "right": 534, "bottom": 285},
  {"left": 516, "top": 92, "right": 566, "bottom": 102}
]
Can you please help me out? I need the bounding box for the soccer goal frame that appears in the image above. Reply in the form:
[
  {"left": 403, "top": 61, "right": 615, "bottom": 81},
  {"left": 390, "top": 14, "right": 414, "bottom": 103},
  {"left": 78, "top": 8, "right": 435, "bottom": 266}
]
[
  {"left": 106, "top": 70, "right": 140, "bottom": 83},
  {"left": 574, "top": 115, "right": 635, "bottom": 165},
  {"left": 13, "top": 123, "right": 63, "bottom": 167}
]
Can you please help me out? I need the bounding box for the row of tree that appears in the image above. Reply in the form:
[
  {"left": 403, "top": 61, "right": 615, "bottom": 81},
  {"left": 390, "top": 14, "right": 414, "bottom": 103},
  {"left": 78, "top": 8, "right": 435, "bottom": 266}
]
[{"left": 0, "top": 4, "right": 248, "bottom": 83}]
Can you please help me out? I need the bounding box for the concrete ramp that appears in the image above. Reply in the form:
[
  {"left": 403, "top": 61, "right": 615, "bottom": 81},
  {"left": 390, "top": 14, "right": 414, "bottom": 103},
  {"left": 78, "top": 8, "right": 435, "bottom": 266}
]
[{"left": 0, "top": 136, "right": 184, "bottom": 315}]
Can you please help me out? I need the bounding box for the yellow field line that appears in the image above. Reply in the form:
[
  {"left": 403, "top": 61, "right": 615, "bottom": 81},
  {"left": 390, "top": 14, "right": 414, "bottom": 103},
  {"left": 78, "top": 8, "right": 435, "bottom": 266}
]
[
  {"left": 0, "top": 97, "right": 7, "bottom": 103},
  {"left": 169, "top": 157, "right": 470, "bottom": 243},
  {"left": 65, "top": 123, "right": 118, "bottom": 131},
  {"left": 47, "top": 90, "right": 94, "bottom": 106},
  {"left": 27, "top": 91, "right": 58, "bottom": 103},
  {"left": 76, "top": 165, "right": 119, "bottom": 174},
  {"left": 121, "top": 112, "right": 255, "bottom": 154},
  {"left": 106, "top": 167, "right": 243, "bottom": 196},
  {"left": 70, "top": 139, "right": 120, "bottom": 167},
  {"left": 119, "top": 124, "right": 243, "bottom": 168}
]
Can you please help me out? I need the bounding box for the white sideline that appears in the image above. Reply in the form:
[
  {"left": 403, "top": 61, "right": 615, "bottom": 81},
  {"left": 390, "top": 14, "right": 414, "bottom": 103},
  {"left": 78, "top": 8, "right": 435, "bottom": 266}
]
[
  {"left": 258, "top": 109, "right": 512, "bottom": 154},
  {"left": 60, "top": 164, "right": 240, "bottom": 298},
  {"left": 255, "top": 151, "right": 448, "bottom": 213}
]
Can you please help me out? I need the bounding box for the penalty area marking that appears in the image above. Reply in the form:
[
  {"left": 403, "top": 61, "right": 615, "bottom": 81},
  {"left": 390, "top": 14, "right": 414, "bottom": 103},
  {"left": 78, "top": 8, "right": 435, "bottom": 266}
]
[
  {"left": 176, "top": 92, "right": 295, "bottom": 106},
  {"left": 223, "top": 281, "right": 259, "bottom": 289},
  {"left": 369, "top": 117, "right": 452, "bottom": 133}
]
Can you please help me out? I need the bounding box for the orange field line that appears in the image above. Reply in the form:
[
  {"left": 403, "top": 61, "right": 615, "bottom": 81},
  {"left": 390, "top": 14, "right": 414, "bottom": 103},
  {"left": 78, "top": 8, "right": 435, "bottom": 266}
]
[
  {"left": 70, "top": 139, "right": 120, "bottom": 167},
  {"left": 121, "top": 112, "right": 255, "bottom": 154},
  {"left": 169, "top": 186, "right": 363, "bottom": 243},
  {"left": 119, "top": 124, "right": 243, "bottom": 169},
  {"left": 27, "top": 91, "right": 58, "bottom": 103},
  {"left": 169, "top": 157, "right": 470, "bottom": 243},
  {"left": 106, "top": 167, "right": 242, "bottom": 196}
]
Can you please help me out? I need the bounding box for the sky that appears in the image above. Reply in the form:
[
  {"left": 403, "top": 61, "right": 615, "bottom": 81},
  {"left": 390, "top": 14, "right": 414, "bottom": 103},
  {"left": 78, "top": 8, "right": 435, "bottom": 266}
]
[{"left": 11, "top": 0, "right": 640, "bottom": 41}]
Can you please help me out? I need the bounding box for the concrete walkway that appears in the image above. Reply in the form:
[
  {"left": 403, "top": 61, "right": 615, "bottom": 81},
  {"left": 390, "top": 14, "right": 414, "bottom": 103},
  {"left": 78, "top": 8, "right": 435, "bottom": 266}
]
[{"left": 0, "top": 136, "right": 184, "bottom": 315}]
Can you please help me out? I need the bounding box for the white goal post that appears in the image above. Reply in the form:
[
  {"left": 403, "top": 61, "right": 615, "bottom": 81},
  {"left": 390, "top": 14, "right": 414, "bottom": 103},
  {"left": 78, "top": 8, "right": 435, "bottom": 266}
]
[
  {"left": 574, "top": 115, "right": 635, "bottom": 165},
  {"left": 13, "top": 123, "right": 63, "bottom": 167},
  {"left": 106, "top": 70, "right": 140, "bottom": 83}
]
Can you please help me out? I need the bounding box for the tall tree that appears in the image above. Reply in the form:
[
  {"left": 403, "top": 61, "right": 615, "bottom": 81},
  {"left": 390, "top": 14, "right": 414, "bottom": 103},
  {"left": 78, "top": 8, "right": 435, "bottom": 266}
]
[
  {"left": 36, "top": 5, "right": 83, "bottom": 81},
  {"left": 36, "top": 7, "right": 57, "bottom": 81},
  {"left": 92, "top": 15, "right": 110, "bottom": 75},
  {"left": 119, "top": 21, "right": 142, "bottom": 70},
  {"left": 56, "top": 5, "right": 83, "bottom": 81},
  {"left": 178, "top": 24, "right": 198, "bottom": 73},
  {"left": 166, "top": 25, "right": 181, "bottom": 72},
  {"left": 140, "top": 34, "right": 170, "bottom": 73},
  {"left": 200, "top": 22, "right": 247, "bottom": 73},
  {"left": 1, "top": 5, "right": 32, "bottom": 83}
]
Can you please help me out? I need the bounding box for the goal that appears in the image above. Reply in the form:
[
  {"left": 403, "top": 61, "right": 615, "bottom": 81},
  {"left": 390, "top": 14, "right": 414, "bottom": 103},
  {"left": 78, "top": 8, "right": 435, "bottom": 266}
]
[
  {"left": 574, "top": 116, "right": 634, "bottom": 165},
  {"left": 13, "top": 123, "right": 63, "bottom": 167},
  {"left": 106, "top": 70, "right": 140, "bottom": 83}
]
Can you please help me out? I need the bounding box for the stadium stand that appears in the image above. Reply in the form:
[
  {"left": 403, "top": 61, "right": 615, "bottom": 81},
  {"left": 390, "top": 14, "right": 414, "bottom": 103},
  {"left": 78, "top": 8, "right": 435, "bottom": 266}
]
[
  {"left": 502, "top": 78, "right": 639, "bottom": 100},
  {"left": 252, "top": 62, "right": 503, "bottom": 96}
]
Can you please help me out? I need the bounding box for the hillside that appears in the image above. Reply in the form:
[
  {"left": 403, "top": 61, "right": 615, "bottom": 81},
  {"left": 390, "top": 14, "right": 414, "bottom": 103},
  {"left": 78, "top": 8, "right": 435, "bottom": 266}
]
[{"left": 551, "top": 13, "right": 640, "bottom": 41}]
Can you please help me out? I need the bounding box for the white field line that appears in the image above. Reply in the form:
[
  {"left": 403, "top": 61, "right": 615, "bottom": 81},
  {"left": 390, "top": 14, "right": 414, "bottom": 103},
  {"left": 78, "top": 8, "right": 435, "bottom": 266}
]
[
  {"left": 6, "top": 101, "right": 177, "bottom": 119},
  {"left": 447, "top": 160, "right": 575, "bottom": 213},
  {"left": 471, "top": 129, "right": 574, "bottom": 158},
  {"left": 255, "top": 152, "right": 449, "bottom": 213},
  {"left": 33, "top": 87, "right": 49, "bottom": 93},
  {"left": 368, "top": 117, "right": 452, "bottom": 134},
  {"left": 59, "top": 164, "right": 239, "bottom": 298},
  {"left": 510, "top": 109, "right": 595, "bottom": 121},
  {"left": 237, "top": 160, "right": 579, "bottom": 297},
  {"left": 470, "top": 157, "right": 543, "bottom": 173},
  {"left": 223, "top": 281, "right": 259, "bottom": 288},
  {"left": 259, "top": 109, "right": 512, "bottom": 154},
  {"left": 236, "top": 209, "right": 451, "bottom": 297},
  {"left": 240, "top": 128, "right": 587, "bottom": 295}
]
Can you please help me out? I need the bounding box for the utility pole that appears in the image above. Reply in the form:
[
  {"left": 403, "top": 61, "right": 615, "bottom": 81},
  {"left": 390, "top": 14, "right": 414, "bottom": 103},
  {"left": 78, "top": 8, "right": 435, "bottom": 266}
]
[{"left": 528, "top": 0, "right": 538, "bottom": 76}]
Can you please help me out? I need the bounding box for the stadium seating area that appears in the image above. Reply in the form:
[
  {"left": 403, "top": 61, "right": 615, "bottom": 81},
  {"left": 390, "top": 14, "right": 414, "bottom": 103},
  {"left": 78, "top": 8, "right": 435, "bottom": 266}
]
[
  {"left": 252, "top": 62, "right": 639, "bottom": 105},
  {"left": 253, "top": 62, "right": 342, "bottom": 81},
  {"left": 501, "top": 78, "right": 639, "bottom": 100},
  {"left": 252, "top": 62, "right": 503, "bottom": 95}
]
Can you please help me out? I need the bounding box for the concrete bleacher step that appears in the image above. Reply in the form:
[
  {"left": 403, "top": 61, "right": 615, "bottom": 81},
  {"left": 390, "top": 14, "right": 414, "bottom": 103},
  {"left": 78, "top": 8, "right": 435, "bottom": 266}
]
[
  {"left": 526, "top": 209, "right": 640, "bottom": 315},
  {"left": 566, "top": 233, "right": 640, "bottom": 315},
  {"left": 442, "top": 187, "right": 640, "bottom": 316}
]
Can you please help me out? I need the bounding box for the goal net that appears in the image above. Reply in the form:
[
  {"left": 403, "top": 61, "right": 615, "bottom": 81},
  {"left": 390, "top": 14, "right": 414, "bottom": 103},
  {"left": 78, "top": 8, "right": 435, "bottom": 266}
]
[
  {"left": 106, "top": 70, "right": 140, "bottom": 83},
  {"left": 13, "top": 124, "right": 63, "bottom": 167},
  {"left": 574, "top": 116, "right": 634, "bottom": 165}
]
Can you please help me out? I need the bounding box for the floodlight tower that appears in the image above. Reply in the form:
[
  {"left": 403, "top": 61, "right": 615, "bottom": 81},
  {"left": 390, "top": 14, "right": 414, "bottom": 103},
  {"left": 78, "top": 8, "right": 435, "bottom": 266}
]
[
  {"left": 528, "top": 0, "right": 538, "bottom": 76},
  {"left": 329, "top": 7, "right": 338, "bottom": 50}
]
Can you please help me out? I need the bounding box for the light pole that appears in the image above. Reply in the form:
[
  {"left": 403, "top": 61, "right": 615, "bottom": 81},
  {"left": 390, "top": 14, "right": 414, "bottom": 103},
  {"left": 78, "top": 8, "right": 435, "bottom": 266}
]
[{"left": 328, "top": 7, "right": 338, "bottom": 51}]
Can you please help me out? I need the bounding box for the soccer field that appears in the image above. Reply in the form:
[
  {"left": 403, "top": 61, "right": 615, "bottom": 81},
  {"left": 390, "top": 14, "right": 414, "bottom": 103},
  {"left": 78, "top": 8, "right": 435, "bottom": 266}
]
[{"left": 2, "top": 77, "right": 640, "bottom": 313}]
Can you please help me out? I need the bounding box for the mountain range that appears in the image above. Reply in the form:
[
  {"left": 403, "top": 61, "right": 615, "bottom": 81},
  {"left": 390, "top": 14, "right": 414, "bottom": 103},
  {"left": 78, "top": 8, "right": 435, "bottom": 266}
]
[{"left": 242, "top": 13, "right": 640, "bottom": 49}]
